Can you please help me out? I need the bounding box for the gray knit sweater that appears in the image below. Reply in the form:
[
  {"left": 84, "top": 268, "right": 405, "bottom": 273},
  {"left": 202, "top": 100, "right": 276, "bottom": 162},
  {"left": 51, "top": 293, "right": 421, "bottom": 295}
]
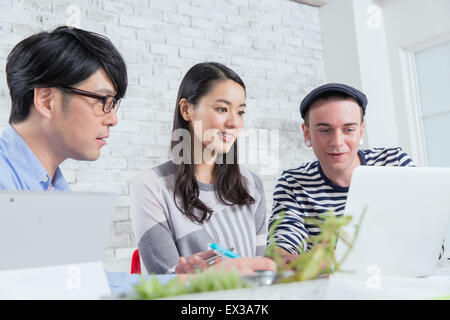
[{"left": 131, "top": 160, "right": 267, "bottom": 274}]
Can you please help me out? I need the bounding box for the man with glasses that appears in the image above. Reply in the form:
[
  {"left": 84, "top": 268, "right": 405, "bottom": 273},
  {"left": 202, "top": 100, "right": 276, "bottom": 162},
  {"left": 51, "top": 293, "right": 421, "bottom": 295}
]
[{"left": 0, "top": 26, "right": 127, "bottom": 190}]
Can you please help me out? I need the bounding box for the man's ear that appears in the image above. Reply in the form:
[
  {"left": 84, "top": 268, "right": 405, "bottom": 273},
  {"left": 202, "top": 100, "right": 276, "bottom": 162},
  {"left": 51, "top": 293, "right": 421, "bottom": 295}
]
[
  {"left": 33, "top": 87, "right": 56, "bottom": 120},
  {"left": 301, "top": 122, "right": 310, "bottom": 142},
  {"left": 179, "top": 98, "right": 192, "bottom": 122}
]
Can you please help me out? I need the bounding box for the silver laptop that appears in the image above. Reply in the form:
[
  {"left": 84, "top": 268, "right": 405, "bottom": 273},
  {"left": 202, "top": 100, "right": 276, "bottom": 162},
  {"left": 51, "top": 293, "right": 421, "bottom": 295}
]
[
  {"left": 0, "top": 191, "right": 115, "bottom": 299},
  {"left": 335, "top": 166, "right": 450, "bottom": 278}
]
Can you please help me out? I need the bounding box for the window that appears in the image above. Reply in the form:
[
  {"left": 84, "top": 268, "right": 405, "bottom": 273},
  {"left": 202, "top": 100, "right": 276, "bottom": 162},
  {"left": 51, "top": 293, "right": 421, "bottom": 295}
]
[{"left": 415, "top": 40, "right": 450, "bottom": 167}]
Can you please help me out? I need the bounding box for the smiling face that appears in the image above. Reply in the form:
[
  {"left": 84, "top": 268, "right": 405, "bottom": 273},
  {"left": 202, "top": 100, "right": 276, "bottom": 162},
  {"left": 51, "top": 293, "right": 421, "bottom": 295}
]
[
  {"left": 180, "top": 79, "right": 246, "bottom": 161},
  {"left": 50, "top": 68, "right": 118, "bottom": 161},
  {"left": 302, "top": 97, "right": 365, "bottom": 180}
]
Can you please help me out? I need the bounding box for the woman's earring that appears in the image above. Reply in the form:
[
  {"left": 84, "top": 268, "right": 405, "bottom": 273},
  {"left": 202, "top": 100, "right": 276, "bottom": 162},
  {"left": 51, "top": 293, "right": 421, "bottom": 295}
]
[
  {"left": 305, "top": 140, "right": 311, "bottom": 148},
  {"left": 359, "top": 139, "right": 363, "bottom": 146}
]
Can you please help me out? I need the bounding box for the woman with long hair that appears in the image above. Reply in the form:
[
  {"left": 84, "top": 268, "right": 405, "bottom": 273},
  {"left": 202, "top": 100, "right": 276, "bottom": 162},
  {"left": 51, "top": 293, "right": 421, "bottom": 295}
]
[{"left": 131, "top": 62, "right": 275, "bottom": 275}]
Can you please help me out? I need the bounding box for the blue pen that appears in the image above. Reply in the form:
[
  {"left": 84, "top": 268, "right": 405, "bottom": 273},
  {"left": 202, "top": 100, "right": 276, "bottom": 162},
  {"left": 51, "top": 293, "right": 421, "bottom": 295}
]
[{"left": 209, "top": 243, "right": 241, "bottom": 258}]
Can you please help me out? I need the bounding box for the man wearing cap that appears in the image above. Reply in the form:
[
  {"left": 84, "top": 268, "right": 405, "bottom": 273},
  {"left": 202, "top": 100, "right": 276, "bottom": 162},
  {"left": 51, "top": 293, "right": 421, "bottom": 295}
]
[{"left": 268, "top": 83, "right": 415, "bottom": 263}]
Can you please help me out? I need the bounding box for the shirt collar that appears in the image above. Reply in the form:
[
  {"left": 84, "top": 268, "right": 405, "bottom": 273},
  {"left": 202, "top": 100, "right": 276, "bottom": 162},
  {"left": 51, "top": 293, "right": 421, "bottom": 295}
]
[
  {"left": 317, "top": 149, "right": 365, "bottom": 192},
  {"left": 358, "top": 149, "right": 367, "bottom": 165},
  {"left": 2, "top": 125, "right": 70, "bottom": 191}
]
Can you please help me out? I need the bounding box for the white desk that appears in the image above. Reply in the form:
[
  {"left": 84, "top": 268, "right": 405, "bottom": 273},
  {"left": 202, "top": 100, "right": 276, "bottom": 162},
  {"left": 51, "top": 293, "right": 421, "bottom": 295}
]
[{"left": 164, "top": 261, "right": 450, "bottom": 300}]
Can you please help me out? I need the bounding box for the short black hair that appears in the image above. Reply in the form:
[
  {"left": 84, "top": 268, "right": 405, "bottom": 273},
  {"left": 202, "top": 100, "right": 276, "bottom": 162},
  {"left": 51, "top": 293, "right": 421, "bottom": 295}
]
[{"left": 6, "top": 25, "right": 127, "bottom": 124}]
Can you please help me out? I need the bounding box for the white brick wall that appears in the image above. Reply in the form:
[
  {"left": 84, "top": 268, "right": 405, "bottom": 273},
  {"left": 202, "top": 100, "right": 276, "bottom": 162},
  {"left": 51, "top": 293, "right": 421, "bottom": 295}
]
[{"left": 0, "top": 0, "right": 324, "bottom": 272}]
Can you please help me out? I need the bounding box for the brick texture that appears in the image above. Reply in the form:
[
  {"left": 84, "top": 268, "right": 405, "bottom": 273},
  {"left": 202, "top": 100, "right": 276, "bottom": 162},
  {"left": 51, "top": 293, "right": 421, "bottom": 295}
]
[{"left": 0, "top": 0, "right": 324, "bottom": 272}]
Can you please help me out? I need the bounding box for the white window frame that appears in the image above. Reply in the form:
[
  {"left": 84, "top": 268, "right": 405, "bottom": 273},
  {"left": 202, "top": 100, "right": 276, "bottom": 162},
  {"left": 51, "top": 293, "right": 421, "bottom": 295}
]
[{"left": 400, "top": 33, "right": 450, "bottom": 167}]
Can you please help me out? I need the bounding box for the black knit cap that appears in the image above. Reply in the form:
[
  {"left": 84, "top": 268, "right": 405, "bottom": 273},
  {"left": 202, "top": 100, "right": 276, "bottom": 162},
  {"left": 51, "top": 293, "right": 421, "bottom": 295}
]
[{"left": 299, "top": 83, "right": 367, "bottom": 119}]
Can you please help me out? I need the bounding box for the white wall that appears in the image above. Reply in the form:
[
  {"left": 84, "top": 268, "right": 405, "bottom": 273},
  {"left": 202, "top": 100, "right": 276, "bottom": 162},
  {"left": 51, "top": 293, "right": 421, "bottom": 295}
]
[
  {"left": 381, "top": 0, "right": 450, "bottom": 165},
  {"left": 319, "top": 0, "right": 399, "bottom": 149},
  {"left": 381, "top": 0, "right": 450, "bottom": 258},
  {"left": 320, "top": 0, "right": 450, "bottom": 161},
  {"left": 319, "top": 0, "right": 361, "bottom": 90},
  {"left": 320, "top": 0, "right": 450, "bottom": 259},
  {"left": 0, "top": 0, "right": 324, "bottom": 271}
]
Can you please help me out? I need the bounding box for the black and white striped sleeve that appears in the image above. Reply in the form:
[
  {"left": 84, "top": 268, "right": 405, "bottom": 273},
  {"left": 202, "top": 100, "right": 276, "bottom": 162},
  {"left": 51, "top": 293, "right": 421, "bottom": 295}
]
[{"left": 268, "top": 171, "right": 309, "bottom": 254}]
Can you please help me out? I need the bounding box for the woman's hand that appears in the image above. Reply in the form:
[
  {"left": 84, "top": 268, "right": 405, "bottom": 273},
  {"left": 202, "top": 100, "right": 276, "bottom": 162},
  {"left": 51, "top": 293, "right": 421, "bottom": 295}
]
[
  {"left": 176, "top": 256, "right": 277, "bottom": 282},
  {"left": 212, "top": 257, "right": 277, "bottom": 276},
  {"left": 175, "top": 249, "right": 219, "bottom": 274}
]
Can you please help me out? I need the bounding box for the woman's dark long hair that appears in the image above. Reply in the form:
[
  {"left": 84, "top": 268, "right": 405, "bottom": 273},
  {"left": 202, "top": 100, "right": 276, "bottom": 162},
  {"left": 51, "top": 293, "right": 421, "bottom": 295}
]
[{"left": 170, "top": 62, "right": 255, "bottom": 223}]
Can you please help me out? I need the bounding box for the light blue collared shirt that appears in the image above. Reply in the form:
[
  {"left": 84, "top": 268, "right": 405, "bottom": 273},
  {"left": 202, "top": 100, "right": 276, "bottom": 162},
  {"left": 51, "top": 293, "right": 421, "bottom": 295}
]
[{"left": 0, "top": 125, "right": 70, "bottom": 191}]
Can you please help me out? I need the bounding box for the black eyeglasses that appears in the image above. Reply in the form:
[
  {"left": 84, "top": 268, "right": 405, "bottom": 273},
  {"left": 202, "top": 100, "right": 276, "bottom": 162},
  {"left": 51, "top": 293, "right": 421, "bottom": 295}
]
[{"left": 58, "top": 86, "right": 121, "bottom": 114}]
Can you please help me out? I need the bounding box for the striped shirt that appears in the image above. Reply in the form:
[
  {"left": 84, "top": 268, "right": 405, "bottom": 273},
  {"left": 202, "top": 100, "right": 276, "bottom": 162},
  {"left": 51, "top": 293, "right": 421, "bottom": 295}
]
[
  {"left": 131, "top": 160, "right": 267, "bottom": 274},
  {"left": 269, "top": 147, "right": 414, "bottom": 254}
]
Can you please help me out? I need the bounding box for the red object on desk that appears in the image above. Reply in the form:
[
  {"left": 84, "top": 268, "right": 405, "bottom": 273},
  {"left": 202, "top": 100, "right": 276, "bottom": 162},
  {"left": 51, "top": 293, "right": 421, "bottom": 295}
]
[{"left": 130, "top": 249, "right": 141, "bottom": 274}]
